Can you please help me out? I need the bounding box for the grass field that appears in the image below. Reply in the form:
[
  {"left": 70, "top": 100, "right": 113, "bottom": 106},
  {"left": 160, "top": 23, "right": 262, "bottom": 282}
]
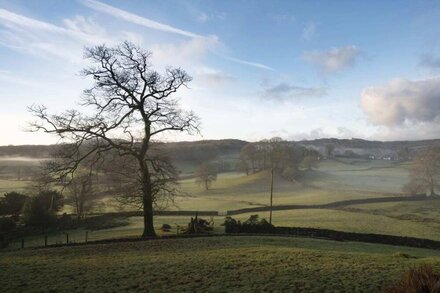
[
  {"left": 171, "top": 159, "right": 408, "bottom": 212},
  {"left": 2, "top": 236, "right": 440, "bottom": 292},
  {"left": 7, "top": 157, "right": 439, "bottom": 250}
]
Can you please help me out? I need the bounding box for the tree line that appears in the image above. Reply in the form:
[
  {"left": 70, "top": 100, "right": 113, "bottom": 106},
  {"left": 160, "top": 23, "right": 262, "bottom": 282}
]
[{"left": 238, "top": 138, "right": 320, "bottom": 180}]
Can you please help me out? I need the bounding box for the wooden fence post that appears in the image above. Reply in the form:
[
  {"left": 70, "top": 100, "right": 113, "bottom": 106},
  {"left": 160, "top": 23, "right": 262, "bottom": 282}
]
[
  {"left": 66, "top": 233, "right": 69, "bottom": 244},
  {"left": 44, "top": 235, "right": 48, "bottom": 247}
]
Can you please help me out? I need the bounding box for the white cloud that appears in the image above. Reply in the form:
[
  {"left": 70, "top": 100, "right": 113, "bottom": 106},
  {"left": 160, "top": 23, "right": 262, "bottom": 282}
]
[
  {"left": 290, "top": 126, "right": 358, "bottom": 141},
  {"left": 81, "top": 0, "right": 203, "bottom": 38},
  {"left": 0, "top": 8, "right": 118, "bottom": 62},
  {"left": 194, "top": 68, "right": 234, "bottom": 87},
  {"left": 361, "top": 77, "right": 440, "bottom": 126},
  {"left": 197, "top": 12, "right": 209, "bottom": 23},
  {"left": 302, "top": 22, "right": 317, "bottom": 41},
  {"left": 223, "top": 56, "right": 275, "bottom": 71},
  {"left": 419, "top": 53, "right": 440, "bottom": 71},
  {"left": 269, "top": 13, "right": 295, "bottom": 23},
  {"left": 303, "top": 45, "right": 360, "bottom": 73},
  {"left": 63, "top": 15, "right": 105, "bottom": 36},
  {"left": 80, "top": 0, "right": 272, "bottom": 71},
  {"left": 262, "top": 82, "right": 326, "bottom": 100},
  {"left": 150, "top": 36, "right": 220, "bottom": 69},
  {"left": 196, "top": 11, "right": 226, "bottom": 23}
]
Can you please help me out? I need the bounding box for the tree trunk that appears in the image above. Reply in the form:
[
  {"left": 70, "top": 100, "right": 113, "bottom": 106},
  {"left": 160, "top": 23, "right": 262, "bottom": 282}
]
[
  {"left": 269, "top": 167, "right": 274, "bottom": 224},
  {"left": 141, "top": 162, "right": 156, "bottom": 237},
  {"left": 142, "top": 188, "right": 156, "bottom": 237}
]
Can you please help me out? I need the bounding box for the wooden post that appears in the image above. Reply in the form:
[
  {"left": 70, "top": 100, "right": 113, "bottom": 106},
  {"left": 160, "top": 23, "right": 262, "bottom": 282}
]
[
  {"left": 66, "top": 233, "right": 69, "bottom": 244},
  {"left": 44, "top": 235, "right": 48, "bottom": 247},
  {"left": 176, "top": 225, "right": 180, "bottom": 236},
  {"left": 85, "top": 231, "right": 88, "bottom": 243},
  {"left": 21, "top": 238, "right": 24, "bottom": 249},
  {"left": 269, "top": 167, "right": 274, "bottom": 225}
]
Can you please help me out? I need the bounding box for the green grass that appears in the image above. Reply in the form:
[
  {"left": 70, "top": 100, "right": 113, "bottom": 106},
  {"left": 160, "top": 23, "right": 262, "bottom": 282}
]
[
  {"left": 235, "top": 208, "right": 440, "bottom": 241},
  {"left": 6, "top": 215, "right": 224, "bottom": 250},
  {"left": 0, "top": 179, "right": 31, "bottom": 194},
  {"left": 2, "top": 236, "right": 440, "bottom": 292},
  {"left": 173, "top": 159, "right": 407, "bottom": 212}
]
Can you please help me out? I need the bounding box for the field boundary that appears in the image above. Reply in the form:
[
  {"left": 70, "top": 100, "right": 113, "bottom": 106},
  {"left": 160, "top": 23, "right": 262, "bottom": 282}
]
[
  {"left": 226, "top": 195, "right": 430, "bottom": 215},
  {"left": 85, "top": 195, "right": 431, "bottom": 218},
  {"left": 9, "top": 225, "right": 440, "bottom": 252}
]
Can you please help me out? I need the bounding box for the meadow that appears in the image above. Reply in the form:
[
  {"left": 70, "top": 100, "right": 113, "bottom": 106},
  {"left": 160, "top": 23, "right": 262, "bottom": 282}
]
[
  {"left": 7, "top": 156, "right": 440, "bottom": 251},
  {"left": 2, "top": 236, "right": 440, "bottom": 292}
]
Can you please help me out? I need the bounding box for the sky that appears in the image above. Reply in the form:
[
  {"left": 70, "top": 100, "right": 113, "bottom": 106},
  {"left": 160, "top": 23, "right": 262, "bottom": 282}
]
[{"left": 1, "top": 0, "right": 440, "bottom": 145}]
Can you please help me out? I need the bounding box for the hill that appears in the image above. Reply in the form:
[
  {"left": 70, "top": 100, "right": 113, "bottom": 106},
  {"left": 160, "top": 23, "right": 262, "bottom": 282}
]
[
  {"left": 1, "top": 137, "right": 439, "bottom": 163},
  {"left": 2, "top": 236, "right": 440, "bottom": 291}
]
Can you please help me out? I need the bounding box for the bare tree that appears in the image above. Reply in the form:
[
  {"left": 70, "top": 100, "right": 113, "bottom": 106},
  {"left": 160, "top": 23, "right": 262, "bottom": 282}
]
[
  {"left": 102, "top": 147, "right": 182, "bottom": 212},
  {"left": 195, "top": 162, "right": 217, "bottom": 190},
  {"left": 301, "top": 155, "right": 319, "bottom": 171},
  {"left": 325, "top": 144, "right": 335, "bottom": 158},
  {"left": 66, "top": 173, "right": 95, "bottom": 221},
  {"left": 406, "top": 147, "right": 440, "bottom": 196},
  {"left": 29, "top": 41, "right": 200, "bottom": 237}
]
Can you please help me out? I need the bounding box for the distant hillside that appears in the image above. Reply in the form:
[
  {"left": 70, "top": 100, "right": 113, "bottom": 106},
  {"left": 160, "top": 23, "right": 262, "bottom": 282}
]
[
  {"left": 0, "top": 145, "right": 56, "bottom": 158},
  {"left": 159, "top": 139, "right": 247, "bottom": 163},
  {"left": 299, "top": 138, "right": 440, "bottom": 149},
  {"left": 298, "top": 138, "right": 440, "bottom": 159},
  {"left": 1, "top": 138, "right": 439, "bottom": 162}
]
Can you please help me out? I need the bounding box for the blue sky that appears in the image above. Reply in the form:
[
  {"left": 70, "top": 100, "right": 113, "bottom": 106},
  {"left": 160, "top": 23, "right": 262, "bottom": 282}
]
[{"left": 1, "top": 0, "right": 440, "bottom": 145}]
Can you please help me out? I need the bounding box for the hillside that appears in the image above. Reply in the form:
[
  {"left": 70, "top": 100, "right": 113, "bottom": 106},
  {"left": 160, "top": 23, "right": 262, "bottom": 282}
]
[
  {"left": 2, "top": 236, "right": 440, "bottom": 291},
  {"left": 1, "top": 137, "right": 439, "bottom": 162}
]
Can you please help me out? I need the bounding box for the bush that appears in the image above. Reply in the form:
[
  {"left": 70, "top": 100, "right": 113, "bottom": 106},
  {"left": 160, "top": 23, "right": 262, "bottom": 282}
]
[
  {"left": 386, "top": 264, "right": 440, "bottom": 292},
  {"left": 0, "top": 192, "right": 28, "bottom": 216},
  {"left": 0, "top": 234, "right": 7, "bottom": 249},
  {"left": 36, "top": 190, "right": 64, "bottom": 212},
  {"left": 182, "top": 214, "right": 214, "bottom": 234},
  {"left": 0, "top": 217, "right": 16, "bottom": 233},
  {"left": 223, "top": 215, "right": 274, "bottom": 234},
  {"left": 21, "top": 197, "right": 56, "bottom": 228},
  {"left": 161, "top": 224, "right": 172, "bottom": 232}
]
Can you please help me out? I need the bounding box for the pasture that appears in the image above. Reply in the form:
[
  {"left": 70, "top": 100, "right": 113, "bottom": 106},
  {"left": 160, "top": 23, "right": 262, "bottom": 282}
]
[
  {"left": 6, "top": 155, "right": 440, "bottom": 250},
  {"left": 2, "top": 236, "right": 440, "bottom": 291}
]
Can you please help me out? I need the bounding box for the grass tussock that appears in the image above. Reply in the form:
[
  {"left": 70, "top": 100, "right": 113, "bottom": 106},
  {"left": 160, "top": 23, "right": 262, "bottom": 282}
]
[{"left": 387, "top": 264, "right": 440, "bottom": 293}]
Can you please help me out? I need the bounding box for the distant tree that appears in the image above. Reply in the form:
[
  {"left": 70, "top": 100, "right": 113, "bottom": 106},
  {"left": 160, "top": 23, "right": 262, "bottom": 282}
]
[
  {"left": 66, "top": 173, "right": 95, "bottom": 221},
  {"left": 237, "top": 156, "right": 251, "bottom": 175},
  {"left": 36, "top": 190, "right": 64, "bottom": 212},
  {"left": 21, "top": 196, "right": 56, "bottom": 228},
  {"left": 282, "top": 167, "right": 297, "bottom": 182},
  {"left": 406, "top": 147, "right": 440, "bottom": 196},
  {"left": 301, "top": 155, "right": 319, "bottom": 171},
  {"left": 325, "top": 144, "right": 335, "bottom": 158},
  {"left": 28, "top": 41, "right": 200, "bottom": 237},
  {"left": 0, "top": 192, "right": 28, "bottom": 217},
  {"left": 27, "top": 168, "right": 55, "bottom": 194},
  {"left": 239, "top": 144, "right": 257, "bottom": 173},
  {"left": 195, "top": 163, "right": 217, "bottom": 190},
  {"left": 397, "top": 147, "right": 411, "bottom": 161}
]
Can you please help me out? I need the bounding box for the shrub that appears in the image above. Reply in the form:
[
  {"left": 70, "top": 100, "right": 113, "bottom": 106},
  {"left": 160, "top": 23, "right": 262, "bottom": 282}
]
[
  {"left": 161, "top": 224, "right": 172, "bottom": 232},
  {"left": 0, "top": 192, "right": 28, "bottom": 216},
  {"left": 182, "top": 214, "right": 214, "bottom": 234},
  {"left": 386, "top": 264, "right": 440, "bottom": 292},
  {"left": 36, "top": 190, "right": 64, "bottom": 212},
  {"left": 0, "top": 217, "right": 16, "bottom": 233},
  {"left": 223, "top": 215, "right": 274, "bottom": 234},
  {"left": 0, "top": 234, "right": 7, "bottom": 249},
  {"left": 21, "top": 197, "right": 56, "bottom": 228}
]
